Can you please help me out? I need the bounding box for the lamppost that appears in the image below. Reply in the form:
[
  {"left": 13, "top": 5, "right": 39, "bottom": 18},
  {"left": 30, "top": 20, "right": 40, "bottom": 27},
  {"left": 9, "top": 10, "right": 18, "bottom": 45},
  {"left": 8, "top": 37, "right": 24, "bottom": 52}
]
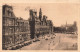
[
  {"left": 48, "top": 42, "right": 51, "bottom": 50},
  {"left": 59, "top": 36, "right": 61, "bottom": 43},
  {"left": 48, "top": 44, "right": 50, "bottom": 50}
]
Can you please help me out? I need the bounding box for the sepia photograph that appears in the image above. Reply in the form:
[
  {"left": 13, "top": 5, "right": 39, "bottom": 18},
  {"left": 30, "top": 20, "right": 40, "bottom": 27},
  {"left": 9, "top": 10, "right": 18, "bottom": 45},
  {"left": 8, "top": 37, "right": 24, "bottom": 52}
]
[{"left": 2, "top": 3, "right": 78, "bottom": 50}]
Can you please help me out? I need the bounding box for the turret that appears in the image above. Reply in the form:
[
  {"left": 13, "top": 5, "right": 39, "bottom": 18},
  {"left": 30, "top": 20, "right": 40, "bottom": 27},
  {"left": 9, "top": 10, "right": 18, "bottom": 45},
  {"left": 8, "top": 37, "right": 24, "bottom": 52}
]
[{"left": 29, "top": 9, "right": 37, "bottom": 21}]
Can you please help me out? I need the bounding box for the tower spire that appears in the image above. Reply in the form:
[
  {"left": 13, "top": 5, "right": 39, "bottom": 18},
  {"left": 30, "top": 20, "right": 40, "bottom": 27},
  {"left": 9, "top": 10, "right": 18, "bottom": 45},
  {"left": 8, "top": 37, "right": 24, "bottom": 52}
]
[{"left": 39, "top": 8, "right": 42, "bottom": 21}]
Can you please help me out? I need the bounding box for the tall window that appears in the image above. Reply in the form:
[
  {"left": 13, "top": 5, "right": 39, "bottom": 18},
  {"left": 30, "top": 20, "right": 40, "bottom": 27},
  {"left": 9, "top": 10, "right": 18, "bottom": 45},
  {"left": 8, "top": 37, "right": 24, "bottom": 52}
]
[
  {"left": 9, "top": 20, "right": 12, "bottom": 25},
  {"left": 8, "top": 10, "right": 12, "bottom": 17}
]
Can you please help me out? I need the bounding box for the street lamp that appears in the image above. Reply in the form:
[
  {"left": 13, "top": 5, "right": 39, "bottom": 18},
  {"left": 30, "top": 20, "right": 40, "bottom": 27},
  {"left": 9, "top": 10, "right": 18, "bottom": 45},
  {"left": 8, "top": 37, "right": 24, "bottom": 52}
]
[
  {"left": 59, "top": 36, "right": 61, "bottom": 43},
  {"left": 48, "top": 44, "right": 50, "bottom": 50},
  {"left": 48, "top": 42, "right": 52, "bottom": 50}
]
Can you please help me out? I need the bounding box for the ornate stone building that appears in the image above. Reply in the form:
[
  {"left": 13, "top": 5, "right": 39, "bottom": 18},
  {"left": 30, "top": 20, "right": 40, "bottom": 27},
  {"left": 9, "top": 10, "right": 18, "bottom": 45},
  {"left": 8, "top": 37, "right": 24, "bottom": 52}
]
[
  {"left": 2, "top": 4, "right": 54, "bottom": 50},
  {"left": 29, "top": 8, "right": 53, "bottom": 39},
  {"left": 2, "top": 5, "right": 30, "bottom": 50},
  {"left": 2, "top": 5, "right": 16, "bottom": 49}
]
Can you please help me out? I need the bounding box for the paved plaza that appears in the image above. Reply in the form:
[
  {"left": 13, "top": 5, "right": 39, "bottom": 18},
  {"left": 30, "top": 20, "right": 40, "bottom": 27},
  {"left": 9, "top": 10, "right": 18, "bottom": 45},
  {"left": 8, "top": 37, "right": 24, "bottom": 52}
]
[{"left": 18, "top": 33, "right": 77, "bottom": 50}]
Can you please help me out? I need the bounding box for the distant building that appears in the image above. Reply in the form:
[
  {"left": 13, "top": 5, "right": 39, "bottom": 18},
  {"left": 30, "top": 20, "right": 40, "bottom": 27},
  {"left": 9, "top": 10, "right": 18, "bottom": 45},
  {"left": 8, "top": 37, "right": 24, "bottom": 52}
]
[{"left": 54, "top": 21, "right": 77, "bottom": 34}]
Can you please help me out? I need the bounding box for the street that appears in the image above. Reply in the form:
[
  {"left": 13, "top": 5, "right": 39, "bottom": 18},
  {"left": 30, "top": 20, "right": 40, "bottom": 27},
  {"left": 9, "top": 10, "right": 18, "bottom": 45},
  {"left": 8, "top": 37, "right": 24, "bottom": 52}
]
[{"left": 18, "top": 33, "right": 77, "bottom": 50}]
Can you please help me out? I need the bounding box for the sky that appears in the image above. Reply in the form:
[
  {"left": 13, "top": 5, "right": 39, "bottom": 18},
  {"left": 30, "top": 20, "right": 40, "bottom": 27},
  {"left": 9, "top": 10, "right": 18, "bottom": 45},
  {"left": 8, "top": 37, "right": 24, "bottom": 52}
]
[{"left": 4, "top": 3, "right": 80, "bottom": 26}]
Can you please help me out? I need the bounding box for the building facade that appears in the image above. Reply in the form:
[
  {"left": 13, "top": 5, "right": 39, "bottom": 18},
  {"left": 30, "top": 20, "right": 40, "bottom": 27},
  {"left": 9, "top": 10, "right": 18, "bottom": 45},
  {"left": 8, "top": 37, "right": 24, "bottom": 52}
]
[
  {"left": 2, "top": 5, "right": 15, "bottom": 49},
  {"left": 29, "top": 8, "right": 53, "bottom": 39},
  {"left": 2, "top": 5, "right": 54, "bottom": 50},
  {"left": 2, "top": 5, "right": 30, "bottom": 50}
]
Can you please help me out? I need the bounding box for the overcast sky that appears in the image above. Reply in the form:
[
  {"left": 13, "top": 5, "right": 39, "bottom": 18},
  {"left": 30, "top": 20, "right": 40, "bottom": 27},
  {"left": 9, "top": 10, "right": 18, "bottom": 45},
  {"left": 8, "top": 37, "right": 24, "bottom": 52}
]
[{"left": 4, "top": 3, "right": 80, "bottom": 26}]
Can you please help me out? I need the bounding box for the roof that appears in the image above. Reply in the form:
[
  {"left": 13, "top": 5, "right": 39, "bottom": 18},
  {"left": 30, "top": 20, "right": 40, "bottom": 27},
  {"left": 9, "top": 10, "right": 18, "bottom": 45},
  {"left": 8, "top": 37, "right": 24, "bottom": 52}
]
[{"left": 3, "top": 4, "right": 13, "bottom": 9}]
